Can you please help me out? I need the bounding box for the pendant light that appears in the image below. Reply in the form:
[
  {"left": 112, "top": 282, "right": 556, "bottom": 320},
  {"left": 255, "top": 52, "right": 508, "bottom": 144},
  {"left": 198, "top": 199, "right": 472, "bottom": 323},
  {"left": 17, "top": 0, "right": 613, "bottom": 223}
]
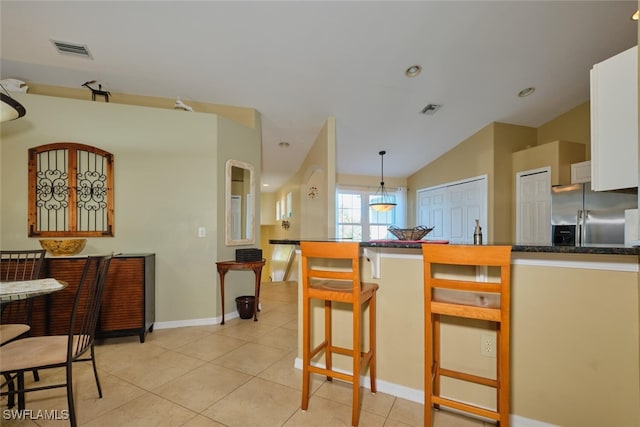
[
  {"left": 370, "top": 150, "right": 396, "bottom": 212},
  {"left": 0, "top": 83, "right": 26, "bottom": 123}
]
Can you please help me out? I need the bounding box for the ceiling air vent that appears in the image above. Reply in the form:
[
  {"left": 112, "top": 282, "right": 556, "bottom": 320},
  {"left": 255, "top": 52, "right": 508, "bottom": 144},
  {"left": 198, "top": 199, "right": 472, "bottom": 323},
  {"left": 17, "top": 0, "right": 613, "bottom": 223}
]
[
  {"left": 420, "top": 104, "right": 442, "bottom": 115},
  {"left": 51, "top": 40, "right": 93, "bottom": 59}
]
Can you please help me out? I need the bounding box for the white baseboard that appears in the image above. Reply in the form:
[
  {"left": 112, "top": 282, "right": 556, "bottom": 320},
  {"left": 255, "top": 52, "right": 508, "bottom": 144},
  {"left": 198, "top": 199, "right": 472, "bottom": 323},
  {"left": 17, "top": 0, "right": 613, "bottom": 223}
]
[
  {"left": 293, "top": 357, "right": 423, "bottom": 403},
  {"left": 511, "top": 415, "right": 560, "bottom": 427},
  {"left": 153, "top": 314, "right": 230, "bottom": 329},
  {"left": 153, "top": 303, "right": 263, "bottom": 330},
  {"left": 293, "top": 357, "right": 560, "bottom": 427}
]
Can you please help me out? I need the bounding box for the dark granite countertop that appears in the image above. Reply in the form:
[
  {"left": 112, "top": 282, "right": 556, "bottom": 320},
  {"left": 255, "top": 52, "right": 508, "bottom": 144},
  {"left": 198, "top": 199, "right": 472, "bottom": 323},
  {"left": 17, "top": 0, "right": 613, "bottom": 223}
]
[{"left": 269, "top": 239, "right": 640, "bottom": 256}]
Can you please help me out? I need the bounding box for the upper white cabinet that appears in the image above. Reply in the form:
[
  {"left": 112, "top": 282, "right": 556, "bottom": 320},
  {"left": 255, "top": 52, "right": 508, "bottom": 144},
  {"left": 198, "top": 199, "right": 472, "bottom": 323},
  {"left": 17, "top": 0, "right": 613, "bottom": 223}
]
[
  {"left": 590, "top": 45, "right": 638, "bottom": 191},
  {"left": 571, "top": 160, "right": 591, "bottom": 184}
]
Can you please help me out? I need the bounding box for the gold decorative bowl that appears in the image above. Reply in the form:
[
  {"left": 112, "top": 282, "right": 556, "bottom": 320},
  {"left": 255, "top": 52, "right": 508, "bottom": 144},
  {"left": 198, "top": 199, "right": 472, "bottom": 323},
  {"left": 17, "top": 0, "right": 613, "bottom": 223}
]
[
  {"left": 39, "top": 239, "right": 87, "bottom": 256},
  {"left": 388, "top": 225, "right": 434, "bottom": 241}
]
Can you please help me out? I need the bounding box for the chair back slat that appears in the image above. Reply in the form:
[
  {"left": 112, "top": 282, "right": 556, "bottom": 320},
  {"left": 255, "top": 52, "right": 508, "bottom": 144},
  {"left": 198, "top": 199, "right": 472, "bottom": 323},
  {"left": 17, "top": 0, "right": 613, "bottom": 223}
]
[
  {"left": 0, "top": 250, "right": 46, "bottom": 327},
  {"left": 423, "top": 245, "right": 511, "bottom": 310},
  {"left": 0, "top": 250, "right": 46, "bottom": 282},
  {"left": 67, "top": 256, "right": 111, "bottom": 360}
]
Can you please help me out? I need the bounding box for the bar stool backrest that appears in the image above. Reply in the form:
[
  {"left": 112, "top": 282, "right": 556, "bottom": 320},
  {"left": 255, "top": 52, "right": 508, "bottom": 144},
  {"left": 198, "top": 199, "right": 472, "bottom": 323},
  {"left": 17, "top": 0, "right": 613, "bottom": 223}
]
[{"left": 300, "top": 241, "right": 361, "bottom": 293}]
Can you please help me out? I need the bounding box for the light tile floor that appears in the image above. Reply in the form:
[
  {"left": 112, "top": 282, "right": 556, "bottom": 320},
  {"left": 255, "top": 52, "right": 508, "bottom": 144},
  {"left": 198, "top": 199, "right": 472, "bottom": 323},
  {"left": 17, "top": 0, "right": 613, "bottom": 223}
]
[{"left": 1, "top": 281, "right": 494, "bottom": 426}]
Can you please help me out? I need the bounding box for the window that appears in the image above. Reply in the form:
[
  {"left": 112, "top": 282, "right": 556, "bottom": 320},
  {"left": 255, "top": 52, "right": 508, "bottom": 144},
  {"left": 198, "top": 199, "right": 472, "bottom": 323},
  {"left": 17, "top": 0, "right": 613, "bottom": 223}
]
[
  {"left": 28, "top": 142, "right": 114, "bottom": 237},
  {"left": 336, "top": 188, "right": 397, "bottom": 240}
]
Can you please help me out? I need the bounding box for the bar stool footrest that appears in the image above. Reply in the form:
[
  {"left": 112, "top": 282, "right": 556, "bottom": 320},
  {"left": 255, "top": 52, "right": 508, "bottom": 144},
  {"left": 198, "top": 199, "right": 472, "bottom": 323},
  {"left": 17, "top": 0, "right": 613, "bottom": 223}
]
[
  {"left": 439, "top": 367, "right": 498, "bottom": 388},
  {"left": 431, "top": 396, "right": 500, "bottom": 421}
]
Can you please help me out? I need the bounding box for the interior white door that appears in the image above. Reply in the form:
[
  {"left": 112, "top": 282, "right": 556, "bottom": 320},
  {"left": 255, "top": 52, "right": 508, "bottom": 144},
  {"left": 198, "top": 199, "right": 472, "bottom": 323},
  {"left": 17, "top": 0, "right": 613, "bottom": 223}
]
[
  {"left": 516, "top": 167, "right": 551, "bottom": 245},
  {"left": 417, "top": 176, "right": 487, "bottom": 244},
  {"left": 448, "top": 178, "right": 486, "bottom": 244},
  {"left": 417, "top": 186, "right": 447, "bottom": 240}
]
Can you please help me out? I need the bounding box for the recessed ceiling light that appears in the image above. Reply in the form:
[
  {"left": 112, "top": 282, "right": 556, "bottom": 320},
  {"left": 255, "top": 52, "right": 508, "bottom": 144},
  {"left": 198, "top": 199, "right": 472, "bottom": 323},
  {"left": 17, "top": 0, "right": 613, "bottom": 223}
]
[
  {"left": 405, "top": 65, "right": 422, "bottom": 78},
  {"left": 262, "top": 183, "right": 269, "bottom": 187},
  {"left": 278, "top": 141, "right": 290, "bottom": 148},
  {"left": 632, "top": 10, "right": 639, "bottom": 21},
  {"left": 518, "top": 87, "right": 535, "bottom": 97}
]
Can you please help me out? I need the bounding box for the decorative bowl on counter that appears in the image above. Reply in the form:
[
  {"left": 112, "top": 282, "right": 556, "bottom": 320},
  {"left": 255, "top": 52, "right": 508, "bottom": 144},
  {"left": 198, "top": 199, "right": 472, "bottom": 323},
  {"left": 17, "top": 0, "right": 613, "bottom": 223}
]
[
  {"left": 39, "top": 239, "right": 87, "bottom": 256},
  {"left": 388, "top": 225, "right": 434, "bottom": 241}
]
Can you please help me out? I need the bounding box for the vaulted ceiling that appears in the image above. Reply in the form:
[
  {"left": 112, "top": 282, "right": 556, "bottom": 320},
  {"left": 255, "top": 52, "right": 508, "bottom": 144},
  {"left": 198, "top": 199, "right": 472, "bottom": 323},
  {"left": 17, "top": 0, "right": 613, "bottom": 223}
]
[{"left": 1, "top": 1, "right": 637, "bottom": 191}]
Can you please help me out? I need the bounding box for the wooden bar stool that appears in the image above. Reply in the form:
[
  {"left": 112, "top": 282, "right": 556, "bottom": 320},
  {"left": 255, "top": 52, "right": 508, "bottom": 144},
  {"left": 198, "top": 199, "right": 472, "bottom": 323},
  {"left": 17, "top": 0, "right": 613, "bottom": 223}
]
[
  {"left": 422, "top": 244, "right": 512, "bottom": 426},
  {"left": 300, "top": 241, "right": 378, "bottom": 426}
]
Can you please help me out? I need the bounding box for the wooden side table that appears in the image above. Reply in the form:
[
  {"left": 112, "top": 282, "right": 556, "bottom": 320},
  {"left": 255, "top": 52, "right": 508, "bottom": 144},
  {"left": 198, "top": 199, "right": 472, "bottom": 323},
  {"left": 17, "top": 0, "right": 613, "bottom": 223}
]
[{"left": 215, "top": 259, "right": 265, "bottom": 325}]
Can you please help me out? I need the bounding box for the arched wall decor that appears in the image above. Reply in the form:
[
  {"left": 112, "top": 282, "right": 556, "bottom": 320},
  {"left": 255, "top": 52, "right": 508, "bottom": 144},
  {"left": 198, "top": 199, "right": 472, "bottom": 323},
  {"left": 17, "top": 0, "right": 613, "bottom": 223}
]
[{"left": 28, "top": 142, "right": 114, "bottom": 237}]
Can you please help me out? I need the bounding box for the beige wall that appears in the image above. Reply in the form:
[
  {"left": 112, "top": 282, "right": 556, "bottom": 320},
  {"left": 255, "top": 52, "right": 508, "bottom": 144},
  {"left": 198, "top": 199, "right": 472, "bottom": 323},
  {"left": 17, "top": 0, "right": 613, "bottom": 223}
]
[
  {"left": 407, "top": 123, "right": 494, "bottom": 233},
  {"left": 26, "top": 83, "right": 257, "bottom": 130},
  {"left": 511, "top": 140, "right": 587, "bottom": 186},
  {"left": 536, "top": 101, "right": 591, "bottom": 157},
  {"left": 406, "top": 123, "right": 536, "bottom": 243},
  {"left": 260, "top": 117, "right": 335, "bottom": 279},
  {"left": 337, "top": 174, "right": 407, "bottom": 190},
  {"left": 492, "top": 123, "right": 538, "bottom": 243},
  {"left": 511, "top": 259, "right": 639, "bottom": 426},
  {"left": 0, "top": 93, "right": 261, "bottom": 323},
  {"left": 406, "top": 105, "right": 592, "bottom": 243},
  {"left": 268, "top": 117, "right": 336, "bottom": 242},
  {"left": 215, "top": 109, "right": 263, "bottom": 315}
]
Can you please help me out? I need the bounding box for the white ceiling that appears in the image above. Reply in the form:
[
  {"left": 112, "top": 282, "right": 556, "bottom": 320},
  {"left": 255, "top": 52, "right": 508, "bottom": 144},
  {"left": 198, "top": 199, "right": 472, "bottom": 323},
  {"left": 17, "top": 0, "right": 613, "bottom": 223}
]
[{"left": 1, "top": 1, "right": 637, "bottom": 191}]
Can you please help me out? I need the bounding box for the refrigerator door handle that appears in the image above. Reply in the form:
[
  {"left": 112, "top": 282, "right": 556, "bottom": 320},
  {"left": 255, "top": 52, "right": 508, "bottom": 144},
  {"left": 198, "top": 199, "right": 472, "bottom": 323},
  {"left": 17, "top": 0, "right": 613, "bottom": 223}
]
[
  {"left": 583, "top": 209, "right": 590, "bottom": 244},
  {"left": 576, "top": 210, "right": 583, "bottom": 246}
]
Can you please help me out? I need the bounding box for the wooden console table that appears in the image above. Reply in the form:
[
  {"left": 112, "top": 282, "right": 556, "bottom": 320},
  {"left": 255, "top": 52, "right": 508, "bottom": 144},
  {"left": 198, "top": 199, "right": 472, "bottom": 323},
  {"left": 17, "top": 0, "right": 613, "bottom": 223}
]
[{"left": 216, "top": 259, "right": 265, "bottom": 325}]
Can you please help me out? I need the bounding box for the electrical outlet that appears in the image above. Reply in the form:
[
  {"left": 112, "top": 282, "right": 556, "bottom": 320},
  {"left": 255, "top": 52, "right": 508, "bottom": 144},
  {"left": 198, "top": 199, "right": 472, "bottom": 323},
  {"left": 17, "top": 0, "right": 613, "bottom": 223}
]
[
  {"left": 198, "top": 227, "right": 206, "bottom": 238},
  {"left": 480, "top": 334, "right": 496, "bottom": 357}
]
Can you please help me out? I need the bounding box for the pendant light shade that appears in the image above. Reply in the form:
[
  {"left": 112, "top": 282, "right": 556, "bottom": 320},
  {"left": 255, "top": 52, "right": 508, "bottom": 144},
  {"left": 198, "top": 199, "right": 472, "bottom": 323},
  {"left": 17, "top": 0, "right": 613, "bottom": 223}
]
[
  {"left": 0, "top": 85, "right": 26, "bottom": 123},
  {"left": 370, "top": 150, "right": 396, "bottom": 212}
]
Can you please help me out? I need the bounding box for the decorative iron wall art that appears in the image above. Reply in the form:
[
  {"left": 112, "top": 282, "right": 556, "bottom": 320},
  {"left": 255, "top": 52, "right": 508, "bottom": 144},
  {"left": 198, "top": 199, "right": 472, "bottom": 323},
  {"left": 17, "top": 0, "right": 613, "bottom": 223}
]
[{"left": 28, "top": 142, "right": 114, "bottom": 237}]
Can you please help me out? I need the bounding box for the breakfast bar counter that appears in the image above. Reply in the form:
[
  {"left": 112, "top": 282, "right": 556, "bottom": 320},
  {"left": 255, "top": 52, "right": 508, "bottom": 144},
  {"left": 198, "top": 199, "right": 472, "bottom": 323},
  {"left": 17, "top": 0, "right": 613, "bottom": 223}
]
[
  {"left": 270, "top": 238, "right": 640, "bottom": 255},
  {"left": 270, "top": 239, "right": 640, "bottom": 427}
]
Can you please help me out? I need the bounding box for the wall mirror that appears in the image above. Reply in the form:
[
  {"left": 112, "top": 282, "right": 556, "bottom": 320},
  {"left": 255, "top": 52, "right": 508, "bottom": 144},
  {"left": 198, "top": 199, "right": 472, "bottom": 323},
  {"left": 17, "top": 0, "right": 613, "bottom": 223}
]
[{"left": 225, "top": 159, "right": 255, "bottom": 245}]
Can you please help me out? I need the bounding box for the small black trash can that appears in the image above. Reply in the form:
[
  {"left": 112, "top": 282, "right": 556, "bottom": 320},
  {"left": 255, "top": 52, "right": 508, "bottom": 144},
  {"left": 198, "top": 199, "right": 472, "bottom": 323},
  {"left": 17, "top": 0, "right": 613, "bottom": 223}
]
[{"left": 235, "top": 295, "right": 256, "bottom": 319}]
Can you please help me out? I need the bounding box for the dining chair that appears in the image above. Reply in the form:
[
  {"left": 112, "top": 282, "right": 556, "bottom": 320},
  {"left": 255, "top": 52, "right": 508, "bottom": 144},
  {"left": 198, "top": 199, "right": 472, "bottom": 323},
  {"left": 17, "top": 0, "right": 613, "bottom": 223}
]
[
  {"left": 0, "top": 255, "right": 112, "bottom": 426},
  {"left": 299, "top": 241, "right": 378, "bottom": 426},
  {"left": 1, "top": 249, "right": 47, "bottom": 403},
  {"left": 0, "top": 249, "right": 47, "bottom": 346}
]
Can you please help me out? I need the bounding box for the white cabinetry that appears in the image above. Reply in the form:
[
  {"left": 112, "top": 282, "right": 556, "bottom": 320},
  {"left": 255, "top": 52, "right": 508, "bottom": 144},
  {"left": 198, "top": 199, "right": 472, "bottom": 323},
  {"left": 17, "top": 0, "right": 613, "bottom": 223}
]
[
  {"left": 590, "top": 45, "right": 638, "bottom": 191},
  {"left": 571, "top": 161, "right": 591, "bottom": 184}
]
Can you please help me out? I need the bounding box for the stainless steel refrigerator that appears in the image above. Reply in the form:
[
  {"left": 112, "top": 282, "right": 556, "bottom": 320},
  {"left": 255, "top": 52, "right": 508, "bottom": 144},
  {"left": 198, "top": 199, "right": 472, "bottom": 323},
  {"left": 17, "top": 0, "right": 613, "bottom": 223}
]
[{"left": 551, "top": 182, "right": 637, "bottom": 246}]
